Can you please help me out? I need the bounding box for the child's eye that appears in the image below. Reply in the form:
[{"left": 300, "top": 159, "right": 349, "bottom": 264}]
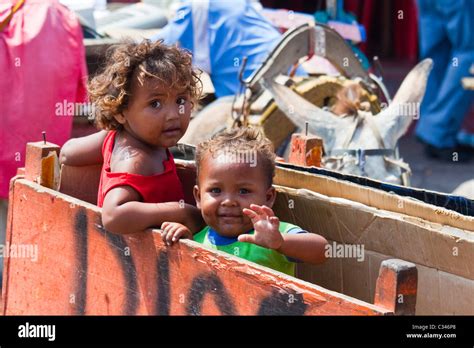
[
  {"left": 151, "top": 100, "right": 162, "bottom": 109},
  {"left": 239, "top": 188, "right": 250, "bottom": 194},
  {"left": 177, "top": 97, "right": 187, "bottom": 105},
  {"left": 210, "top": 188, "right": 221, "bottom": 194}
]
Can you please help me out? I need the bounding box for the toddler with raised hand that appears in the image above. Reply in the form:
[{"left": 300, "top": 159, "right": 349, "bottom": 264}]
[{"left": 161, "top": 127, "right": 327, "bottom": 276}]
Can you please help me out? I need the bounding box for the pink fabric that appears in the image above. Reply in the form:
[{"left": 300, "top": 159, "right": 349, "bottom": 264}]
[{"left": 0, "top": 0, "right": 87, "bottom": 198}]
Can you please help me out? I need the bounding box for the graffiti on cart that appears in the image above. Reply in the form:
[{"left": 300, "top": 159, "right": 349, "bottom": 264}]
[{"left": 73, "top": 209, "right": 308, "bottom": 315}]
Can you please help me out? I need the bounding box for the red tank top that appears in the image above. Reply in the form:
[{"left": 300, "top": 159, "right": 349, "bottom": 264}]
[{"left": 97, "top": 131, "right": 185, "bottom": 207}]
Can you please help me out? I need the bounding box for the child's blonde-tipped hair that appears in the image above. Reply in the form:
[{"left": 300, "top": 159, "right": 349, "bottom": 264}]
[
  {"left": 196, "top": 127, "right": 276, "bottom": 187},
  {"left": 88, "top": 39, "right": 202, "bottom": 130}
]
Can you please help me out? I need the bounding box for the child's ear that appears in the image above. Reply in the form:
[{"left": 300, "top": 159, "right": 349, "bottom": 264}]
[
  {"left": 265, "top": 186, "right": 277, "bottom": 208},
  {"left": 193, "top": 185, "right": 201, "bottom": 209},
  {"left": 114, "top": 112, "right": 127, "bottom": 125}
]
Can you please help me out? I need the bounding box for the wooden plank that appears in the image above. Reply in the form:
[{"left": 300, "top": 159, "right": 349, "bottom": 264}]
[
  {"left": 374, "top": 259, "right": 417, "bottom": 315},
  {"left": 24, "top": 141, "right": 60, "bottom": 189},
  {"left": 288, "top": 133, "right": 323, "bottom": 167},
  {"left": 274, "top": 165, "right": 474, "bottom": 232},
  {"left": 2, "top": 178, "right": 391, "bottom": 315},
  {"left": 273, "top": 186, "right": 474, "bottom": 281},
  {"left": 59, "top": 164, "right": 102, "bottom": 205},
  {"left": 299, "top": 242, "right": 474, "bottom": 315}
]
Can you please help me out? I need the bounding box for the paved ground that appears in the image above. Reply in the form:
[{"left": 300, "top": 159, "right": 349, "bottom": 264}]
[{"left": 398, "top": 136, "right": 474, "bottom": 193}]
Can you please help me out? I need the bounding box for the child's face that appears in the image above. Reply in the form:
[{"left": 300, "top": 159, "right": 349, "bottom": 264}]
[
  {"left": 116, "top": 76, "right": 192, "bottom": 148},
  {"left": 193, "top": 154, "right": 276, "bottom": 238}
]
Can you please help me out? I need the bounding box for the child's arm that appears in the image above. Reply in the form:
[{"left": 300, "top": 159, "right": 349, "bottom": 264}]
[
  {"left": 102, "top": 186, "right": 204, "bottom": 235},
  {"left": 239, "top": 204, "right": 328, "bottom": 264},
  {"left": 273, "top": 232, "right": 327, "bottom": 264},
  {"left": 60, "top": 130, "right": 108, "bottom": 166}
]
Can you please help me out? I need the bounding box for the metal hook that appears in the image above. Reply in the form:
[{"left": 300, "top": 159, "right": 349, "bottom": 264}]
[{"left": 238, "top": 56, "right": 249, "bottom": 86}]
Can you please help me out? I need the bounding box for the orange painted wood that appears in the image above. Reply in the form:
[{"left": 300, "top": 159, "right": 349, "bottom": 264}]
[
  {"left": 2, "top": 178, "right": 393, "bottom": 316},
  {"left": 374, "top": 259, "right": 418, "bottom": 315},
  {"left": 59, "top": 164, "right": 102, "bottom": 205},
  {"left": 24, "top": 141, "right": 60, "bottom": 189},
  {"left": 288, "top": 133, "right": 323, "bottom": 167}
]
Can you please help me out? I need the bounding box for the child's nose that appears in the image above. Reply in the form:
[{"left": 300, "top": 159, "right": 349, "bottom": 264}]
[
  {"left": 165, "top": 105, "right": 180, "bottom": 121},
  {"left": 221, "top": 196, "right": 238, "bottom": 207}
]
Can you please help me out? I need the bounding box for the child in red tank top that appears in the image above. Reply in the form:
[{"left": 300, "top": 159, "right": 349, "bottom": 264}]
[{"left": 60, "top": 40, "right": 204, "bottom": 235}]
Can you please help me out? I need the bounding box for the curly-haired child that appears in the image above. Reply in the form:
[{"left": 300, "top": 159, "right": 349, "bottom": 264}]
[
  {"left": 161, "top": 127, "right": 328, "bottom": 276},
  {"left": 60, "top": 39, "right": 204, "bottom": 235}
]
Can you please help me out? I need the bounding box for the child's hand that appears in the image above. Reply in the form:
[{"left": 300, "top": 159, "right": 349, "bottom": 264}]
[
  {"left": 161, "top": 222, "right": 193, "bottom": 246},
  {"left": 239, "top": 204, "right": 284, "bottom": 250}
]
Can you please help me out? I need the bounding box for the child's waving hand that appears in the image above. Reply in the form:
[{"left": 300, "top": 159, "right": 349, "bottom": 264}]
[
  {"left": 239, "top": 204, "right": 328, "bottom": 264},
  {"left": 238, "top": 204, "right": 284, "bottom": 250}
]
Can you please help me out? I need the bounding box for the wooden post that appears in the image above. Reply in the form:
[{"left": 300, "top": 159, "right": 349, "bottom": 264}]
[
  {"left": 374, "top": 259, "right": 418, "bottom": 315},
  {"left": 24, "top": 141, "right": 60, "bottom": 190},
  {"left": 288, "top": 133, "right": 323, "bottom": 167}
]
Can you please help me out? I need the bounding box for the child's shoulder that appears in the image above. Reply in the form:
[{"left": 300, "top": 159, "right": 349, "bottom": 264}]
[
  {"left": 111, "top": 147, "right": 153, "bottom": 175},
  {"left": 110, "top": 133, "right": 166, "bottom": 176}
]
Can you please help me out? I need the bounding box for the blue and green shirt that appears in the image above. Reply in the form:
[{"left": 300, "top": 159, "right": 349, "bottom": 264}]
[{"left": 193, "top": 222, "right": 305, "bottom": 276}]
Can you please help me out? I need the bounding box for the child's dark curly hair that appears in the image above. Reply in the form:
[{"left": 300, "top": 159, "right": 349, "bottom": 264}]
[
  {"left": 88, "top": 39, "right": 202, "bottom": 130},
  {"left": 196, "top": 127, "right": 276, "bottom": 187}
]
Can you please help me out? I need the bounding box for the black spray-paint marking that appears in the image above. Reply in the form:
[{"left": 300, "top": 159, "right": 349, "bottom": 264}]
[
  {"left": 156, "top": 250, "right": 170, "bottom": 315},
  {"left": 186, "top": 273, "right": 236, "bottom": 315},
  {"left": 95, "top": 222, "right": 139, "bottom": 315},
  {"left": 73, "top": 209, "right": 88, "bottom": 315},
  {"left": 257, "top": 290, "right": 307, "bottom": 315}
]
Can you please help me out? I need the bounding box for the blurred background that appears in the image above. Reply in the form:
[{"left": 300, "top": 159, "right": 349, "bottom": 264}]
[{"left": 2, "top": 0, "right": 473, "bottom": 194}]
